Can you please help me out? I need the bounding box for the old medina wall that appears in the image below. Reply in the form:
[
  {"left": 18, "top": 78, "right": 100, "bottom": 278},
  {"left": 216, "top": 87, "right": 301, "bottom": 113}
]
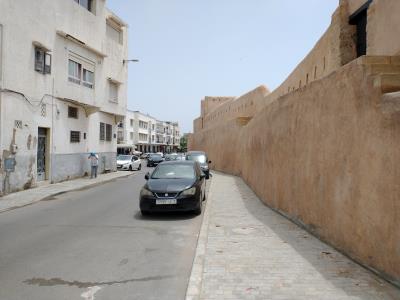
[{"left": 189, "top": 0, "right": 400, "bottom": 286}]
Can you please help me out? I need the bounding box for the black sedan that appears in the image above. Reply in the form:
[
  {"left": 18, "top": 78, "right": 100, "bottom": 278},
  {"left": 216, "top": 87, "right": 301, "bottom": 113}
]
[
  {"left": 139, "top": 161, "right": 207, "bottom": 215},
  {"left": 147, "top": 153, "right": 164, "bottom": 167}
]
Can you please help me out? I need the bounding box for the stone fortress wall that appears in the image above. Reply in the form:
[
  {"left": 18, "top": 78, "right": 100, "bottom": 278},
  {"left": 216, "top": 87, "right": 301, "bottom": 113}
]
[{"left": 189, "top": 0, "right": 400, "bottom": 286}]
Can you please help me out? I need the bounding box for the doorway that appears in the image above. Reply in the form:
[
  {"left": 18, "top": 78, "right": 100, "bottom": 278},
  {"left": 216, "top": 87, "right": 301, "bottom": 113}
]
[
  {"left": 37, "top": 127, "right": 48, "bottom": 181},
  {"left": 349, "top": 1, "right": 371, "bottom": 57}
]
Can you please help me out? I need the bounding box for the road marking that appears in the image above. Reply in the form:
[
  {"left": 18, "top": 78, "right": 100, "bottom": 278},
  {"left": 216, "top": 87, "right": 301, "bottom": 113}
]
[{"left": 81, "top": 286, "right": 101, "bottom": 300}]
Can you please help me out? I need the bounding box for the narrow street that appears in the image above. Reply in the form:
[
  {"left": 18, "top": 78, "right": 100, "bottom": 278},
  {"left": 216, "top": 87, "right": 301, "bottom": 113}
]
[{"left": 0, "top": 166, "right": 204, "bottom": 300}]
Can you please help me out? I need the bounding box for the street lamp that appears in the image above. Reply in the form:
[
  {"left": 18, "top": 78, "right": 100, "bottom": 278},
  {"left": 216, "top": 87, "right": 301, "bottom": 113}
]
[{"left": 123, "top": 59, "right": 139, "bottom": 64}]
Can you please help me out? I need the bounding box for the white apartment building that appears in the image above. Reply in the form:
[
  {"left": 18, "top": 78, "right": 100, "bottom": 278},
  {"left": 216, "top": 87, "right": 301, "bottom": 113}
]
[
  {"left": 118, "top": 110, "right": 181, "bottom": 154},
  {"left": 0, "top": 0, "right": 128, "bottom": 195}
]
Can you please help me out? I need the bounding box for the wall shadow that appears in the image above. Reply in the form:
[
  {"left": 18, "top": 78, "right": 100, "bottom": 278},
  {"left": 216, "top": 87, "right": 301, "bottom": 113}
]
[{"left": 231, "top": 175, "right": 400, "bottom": 298}]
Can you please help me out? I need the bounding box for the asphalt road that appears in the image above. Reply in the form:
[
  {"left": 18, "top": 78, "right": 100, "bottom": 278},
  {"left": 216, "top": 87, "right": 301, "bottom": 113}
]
[{"left": 0, "top": 165, "right": 206, "bottom": 300}]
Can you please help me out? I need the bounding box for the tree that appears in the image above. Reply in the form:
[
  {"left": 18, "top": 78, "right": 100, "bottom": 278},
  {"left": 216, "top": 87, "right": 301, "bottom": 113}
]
[{"left": 179, "top": 135, "right": 188, "bottom": 152}]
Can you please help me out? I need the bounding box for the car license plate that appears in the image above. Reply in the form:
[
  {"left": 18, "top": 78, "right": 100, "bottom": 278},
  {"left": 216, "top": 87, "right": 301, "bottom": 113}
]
[{"left": 156, "top": 199, "right": 177, "bottom": 205}]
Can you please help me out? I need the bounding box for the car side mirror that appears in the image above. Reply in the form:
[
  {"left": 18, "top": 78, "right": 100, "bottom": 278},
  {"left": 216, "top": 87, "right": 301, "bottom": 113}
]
[{"left": 145, "top": 172, "right": 150, "bottom": 180}]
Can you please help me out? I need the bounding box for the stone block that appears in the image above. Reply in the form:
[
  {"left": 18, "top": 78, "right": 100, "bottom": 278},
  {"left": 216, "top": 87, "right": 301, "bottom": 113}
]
[{"left": 358, "top": 56, "right": 391, "bottom": 65}]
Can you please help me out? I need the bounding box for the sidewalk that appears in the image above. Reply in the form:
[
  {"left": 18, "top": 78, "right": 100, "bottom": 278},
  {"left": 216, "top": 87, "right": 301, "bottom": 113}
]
[
  {"left": 0, "top": 171, "right": 135, "bottom": 213},
  {"left": 186, "top": 172, "right": 400, "bottom": 300}
]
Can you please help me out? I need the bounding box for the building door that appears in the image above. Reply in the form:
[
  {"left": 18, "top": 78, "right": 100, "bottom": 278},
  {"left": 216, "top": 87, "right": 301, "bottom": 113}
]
[
  {"left": 349, "top": 1, "right": 371, "bottom": 57},
  {"left": 37, "top": 127, "right": 47, "bottom": 181}
]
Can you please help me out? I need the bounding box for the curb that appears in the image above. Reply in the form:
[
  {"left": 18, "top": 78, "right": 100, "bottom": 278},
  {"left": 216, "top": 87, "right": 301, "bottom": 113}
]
[
  {"left": 0, "top": 172, "right": 135, "bottom": 213},
  {"left": 185, "top": 175, "right": 215, "bottom": 300}
]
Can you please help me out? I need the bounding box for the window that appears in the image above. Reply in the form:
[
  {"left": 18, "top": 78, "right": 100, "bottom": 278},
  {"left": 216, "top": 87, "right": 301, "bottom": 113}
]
[
  {"left": 74, "top": 0, "right": 93, "bottom": 12},
  {"left": 35, "top": 47, "right": 51, "bottom": 74},
  {"left": 139, "top": 121, "right": 148, "bottom": 129},
  {"left": 130, "top": 132, "right": 134, "bottom": 140},
  {"left": 68, "top": 58, "right": 94, "bottom": 89},
  {"left": 82, "top": 69, "right": 94, "bottom": 88},
  {"left": 130, "top": 119, "right": 134, "bottom": 127},
  {"left": 68, "top": 59, "right": 81, "bottom": 84},
  {"left": 109, "top": 81, "right": 118, "bottom": 102},
  {"left": 68, "top": 106, "right": 78, "bottom": 119},
  {"left": 139, "top": 133, "right": 148, "bottom": 142},
  {"left": 70, "top": 131, "right": 81, "bottom": 143},
  {"left": 100, "top": 122, "right": 105, "bottom": 140},
  {"left": 106, "top": 22, "right": 123, "bottom": 45},
  {"left": 152, "top": 124, "right": 155, "bottom": 131},
  {"left": 106, "top": 124, "right": 112, "bottom": 141}
]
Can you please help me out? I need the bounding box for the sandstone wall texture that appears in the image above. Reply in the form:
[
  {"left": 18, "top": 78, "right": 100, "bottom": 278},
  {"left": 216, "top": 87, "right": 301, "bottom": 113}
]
[
  {"left": 190, "top": 0, "right": 400, "bottom": 286},
  {"left": 190, "top": 58, "right": 400, "bottom": 285}
]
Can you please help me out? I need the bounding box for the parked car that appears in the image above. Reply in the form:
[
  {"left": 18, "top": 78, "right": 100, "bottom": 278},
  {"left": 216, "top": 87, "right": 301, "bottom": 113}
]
[
  {"left": 164, "top": 154, "right": 178, "bottom": 161},
  {"left": 185, "top": 151, "right": 211, "bottom": 179},
  {"left": 147, "top": 153, "right": 164, "bottom": 167},
  {"left": 176, "top": 153, "right": 186, "bottom": 161},
  {"left": 139, "top": 161, "right": 207, "bottom": 215},
  {"left": 156, "top": 152, "right": 164, "bottom": 158},
  {"left": 117, "top": 155, "right": 141, "bottom": 171},
  {"left": 140, "top": 153, "right": 151, "bottom": 159}
]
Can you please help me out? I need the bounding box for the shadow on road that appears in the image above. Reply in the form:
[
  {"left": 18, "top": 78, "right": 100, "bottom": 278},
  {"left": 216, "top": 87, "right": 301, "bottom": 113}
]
[{"left": 133, "top": 210, "right": 198, "bottom": 222}]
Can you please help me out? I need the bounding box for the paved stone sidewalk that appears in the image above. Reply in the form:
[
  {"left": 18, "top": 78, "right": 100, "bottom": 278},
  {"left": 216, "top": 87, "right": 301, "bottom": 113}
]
[
  {"left": 186, "top": 172, "right": 400, "bottom": 300},
  {"left": 0, "top": 171, "right": 137, "bottom": 213}
]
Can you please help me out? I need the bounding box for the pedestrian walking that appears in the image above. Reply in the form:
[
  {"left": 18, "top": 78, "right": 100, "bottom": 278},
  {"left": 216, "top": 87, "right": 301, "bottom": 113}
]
[{"left": 88, "top": 152, "right": 99, "bottom": 178}]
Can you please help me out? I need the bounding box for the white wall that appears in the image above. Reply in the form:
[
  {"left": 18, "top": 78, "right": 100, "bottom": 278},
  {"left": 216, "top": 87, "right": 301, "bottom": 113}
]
[{"left": 0, "top": 0, "right": 128, "bottom": 193}]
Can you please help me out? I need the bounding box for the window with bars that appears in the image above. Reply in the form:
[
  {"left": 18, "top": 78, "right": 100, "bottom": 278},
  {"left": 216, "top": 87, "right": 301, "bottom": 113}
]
[
  {"left": 68, "top": 106, "right": 78, "bottom": 119},
  {"left": 70, "top": 131, "right": 81, "bottom": 143},
  {"left": 106, "top": 124, "right": 112, "bottom": 141},
  {"left": 99, "top": 122, "right": 105, "bottom": 141},
  {"left": 100, "top": 122, "right": 112, "bottom": 142}
]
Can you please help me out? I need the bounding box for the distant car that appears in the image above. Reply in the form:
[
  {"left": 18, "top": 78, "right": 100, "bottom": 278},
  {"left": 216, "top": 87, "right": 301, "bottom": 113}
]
[
  {"left": 140, "top": 153, "right": 151, "bottom": 159},
  {"left": 147, "top": 154, "right": 164, "bottom": 167},
  {"left": 139, "top": 161, "right": 207, "bottom": 215},
  {"left": 186, "top": 151, "right": 211, "bottom": 179},
  {"left": 165, "top": 154, "right": 178, "bottom": 161},
  {"left": 156, "top": 152, "right": 164, "bottom": 158},
  {"left": 117, "top": 155, "right": 141, "bottom": 171},
  {"left": 176, "top": 154, "right": 185, "bottom": 161}
]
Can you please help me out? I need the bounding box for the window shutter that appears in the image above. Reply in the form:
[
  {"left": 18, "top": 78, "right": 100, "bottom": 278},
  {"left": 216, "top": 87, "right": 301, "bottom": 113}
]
[
  {"left": 35, "top": 48, "right": 44, "bottom": 73},
  {"left": 44, "top": 53, "right": 51, "bottom": 74}
]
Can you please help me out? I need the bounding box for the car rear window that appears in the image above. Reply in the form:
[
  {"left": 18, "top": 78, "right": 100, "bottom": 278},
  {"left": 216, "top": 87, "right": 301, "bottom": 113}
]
[
  {"left": 151, "top": 164, "right": 195, "bottom": 179},
  {"left": 117, "top": 155, "right": 131, "bottom": 160},
  {"left": 186, "top": 154, "right": 206, "bottom": 163}
]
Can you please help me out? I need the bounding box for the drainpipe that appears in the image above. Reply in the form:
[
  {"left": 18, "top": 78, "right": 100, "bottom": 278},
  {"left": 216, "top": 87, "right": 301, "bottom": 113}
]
[{"left": 50, "top": 77, "right": 55, "bottom": 183}]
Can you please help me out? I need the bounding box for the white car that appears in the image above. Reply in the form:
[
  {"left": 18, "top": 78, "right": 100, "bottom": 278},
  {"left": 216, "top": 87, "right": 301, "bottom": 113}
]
[{"left": 117, "top": 155, "right": 142, "bottom": 171}]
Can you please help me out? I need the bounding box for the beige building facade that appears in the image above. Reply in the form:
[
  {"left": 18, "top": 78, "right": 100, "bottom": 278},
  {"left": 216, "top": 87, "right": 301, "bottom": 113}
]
[
  {"left": 190, "top": 0, "right": 400, "bottom": 286},
  {"left": 0, "top": 0, "right": 128, "bottom": 194}
]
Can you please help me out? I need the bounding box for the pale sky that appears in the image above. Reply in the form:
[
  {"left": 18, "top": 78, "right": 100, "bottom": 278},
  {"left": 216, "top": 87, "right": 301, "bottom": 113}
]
[{"left": 107, "top": 0, "right": 339, "bottom": 133}]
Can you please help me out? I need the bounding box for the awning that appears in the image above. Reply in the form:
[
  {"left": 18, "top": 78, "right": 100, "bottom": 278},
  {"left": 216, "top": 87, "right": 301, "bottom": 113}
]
[{"left": 117, "top": 144, "right": 137, "bottom": 149}]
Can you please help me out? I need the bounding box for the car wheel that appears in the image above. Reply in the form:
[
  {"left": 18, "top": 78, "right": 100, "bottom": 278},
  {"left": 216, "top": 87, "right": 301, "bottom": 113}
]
[
  {"left": 138, "top": 164, "right": 141, "bottom": 170},
  {"left": 194, "top": 200, "right": 202, "bottom": 215},
  {"left": 129, "top": 165, "right": 132, "bottom": 171}
]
